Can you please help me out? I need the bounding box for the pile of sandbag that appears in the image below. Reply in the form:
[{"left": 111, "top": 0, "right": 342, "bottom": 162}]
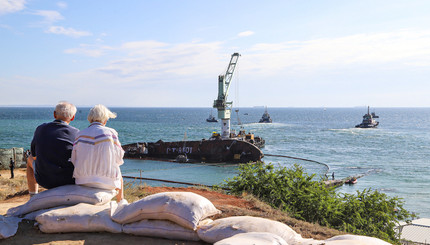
[
  {"left": 35, "top": 202, "right": 122, "bottom": 233},
  {"left": 1, "top": 184, "right": 118, "bottom": 239},
  {"left": 111, "top": 191, "right": 221, "bottom": 241},
  {"left": 197, "top": 216, "right": 392, "bottom": 244},
  {"left": 7, "top": 184, "right": 117, "bottom": 217},
  {"left": 2, "top": 186, "right": 393, "bottom": 245},
  {"left": 197, "top": 216, "right": 306, "bottom": 244},
  {"left": 2, "top": 188, "right": 222, "bottom": 242}
]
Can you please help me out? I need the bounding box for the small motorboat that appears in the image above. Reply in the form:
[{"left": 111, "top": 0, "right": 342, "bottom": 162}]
[
  {"left": 259, "top": 107, "right": 272, "bottom": 123},
  {"left": 355, "top": 106, "right": 379, "bottom": 128},
  {"left": 345, "top": 177, "right": 357, "bottom": 184}
]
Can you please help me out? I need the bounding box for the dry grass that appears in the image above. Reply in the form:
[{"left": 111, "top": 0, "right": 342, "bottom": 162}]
[
  {"left": 123, "top": 182, "right": 151, "bottom": 202},
  {"left": 0, "top": 169, "right": 28, "bottom": 200}
]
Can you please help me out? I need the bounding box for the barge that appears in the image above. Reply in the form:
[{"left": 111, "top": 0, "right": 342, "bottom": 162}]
[{"left": 123, "top": 132, "right": 264, "bottom": 163}]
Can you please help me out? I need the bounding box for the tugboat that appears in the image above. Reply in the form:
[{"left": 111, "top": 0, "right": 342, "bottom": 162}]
[
  {"left": 206, "top": 111, "right": 218, "bottom": 122},
  {"left": 259, "top": 107, "right": 272, "bottom": 123},
  {"left": 355, "top": 106, "right": 379, "bottom": 128}
]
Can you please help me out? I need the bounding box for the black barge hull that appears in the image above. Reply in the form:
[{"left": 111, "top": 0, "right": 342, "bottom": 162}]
[{"left": 123, "top": 139, "right": 264, "bottom": 163}]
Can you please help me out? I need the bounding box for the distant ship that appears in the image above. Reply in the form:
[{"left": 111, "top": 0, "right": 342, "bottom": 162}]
[
  {"left": 259, "top": 107, "right": 272, "bottom": 123},
  {"left": 355, "top": 106, "right": 379, "bottom": 128},
  {"left": 206, "top": 111, "right": 218, "bottom": 122}
]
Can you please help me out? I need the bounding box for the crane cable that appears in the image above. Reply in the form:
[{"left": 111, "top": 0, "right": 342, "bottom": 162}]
[
  {"left": 234, "top": 60, "right": 242, "bottom": 126},
  {"left": 235, "top": 60, "right": 240, "bottom": 109}
]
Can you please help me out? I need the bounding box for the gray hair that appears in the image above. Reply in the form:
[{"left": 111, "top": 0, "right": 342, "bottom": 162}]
[
  {"left": 87, "top": 104, "right": 117, "bottom": 123},
  {"left": 55, "top": 101, "right": 77, "bottom": 120}
]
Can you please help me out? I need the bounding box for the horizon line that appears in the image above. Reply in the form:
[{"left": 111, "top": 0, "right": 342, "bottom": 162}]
[{"left": 1, "top": 105, "right": 430, "bottom": 109}]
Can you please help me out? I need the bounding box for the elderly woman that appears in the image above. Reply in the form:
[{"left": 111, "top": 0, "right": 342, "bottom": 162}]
[{"left": 71, "top": 104, "right": 124, "bottom": 201}]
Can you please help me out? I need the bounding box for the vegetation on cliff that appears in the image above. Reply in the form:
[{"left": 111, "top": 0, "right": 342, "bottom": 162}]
[{"left": 222, "top": 162, "right": 411, "bottom": 244}]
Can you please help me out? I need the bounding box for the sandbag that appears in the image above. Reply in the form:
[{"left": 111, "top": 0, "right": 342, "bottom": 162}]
[
  {"left": 317, "top": 241, "right": 367, "bottom": 245},
  {"left": 22, "top": 206, "right": 68, "bottom": 221},
  {"left": 214, "top": 232, "right": 288, "bottom": 245},
  {"left": 7, "top": 185, "right": 117, "bottom": 217},
  {"left": 197, "top": 216, "right": 305, "bottom": 244},
  {"left": 111, "top": 192, "right": 221, "bottom": 230},
  {"left": 123, "top": 219, "right": 201, "bottom": 241},
  {"left": 35, "top": 202, "right": 122, "bottom": 233},
  {"left": 0, "top": 215, "right": 21, "bottom": 239},
  {"left": 325, "top": 235, "right": 392, "bottom": 245}
]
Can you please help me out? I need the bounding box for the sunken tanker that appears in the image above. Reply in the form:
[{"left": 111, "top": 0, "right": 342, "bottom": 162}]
[{"left": 122, "top": 134, "right": 264, "bottom": 163}]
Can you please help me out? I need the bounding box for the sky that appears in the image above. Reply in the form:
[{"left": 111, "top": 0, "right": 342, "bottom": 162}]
[{"left": 1, "top": 0, "right": 430, "bottom": 108}]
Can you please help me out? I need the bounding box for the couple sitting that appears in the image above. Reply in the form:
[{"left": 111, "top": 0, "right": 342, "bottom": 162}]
[{"left": 27, "top": 102, "right": 124, "bottom": 202}]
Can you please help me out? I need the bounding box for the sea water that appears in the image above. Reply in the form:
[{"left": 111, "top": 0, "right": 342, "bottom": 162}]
[{"left": 1, "top": 107, "right": 429, "bottom": 218}]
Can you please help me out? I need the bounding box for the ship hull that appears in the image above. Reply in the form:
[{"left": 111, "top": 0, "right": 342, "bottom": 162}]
[
  {"left": 123, "top": 139, "right": 264, "bottom": 163},
  {"left": 259, "top": 119, "right": 272, "bottom": 123},
  {"left": 355, "top": 122, "right": 379, "bottom": 128}
]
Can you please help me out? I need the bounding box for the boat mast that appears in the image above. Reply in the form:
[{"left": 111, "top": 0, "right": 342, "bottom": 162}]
[{"left": 213, "top": 53, "right": 240, "bottom": 139}]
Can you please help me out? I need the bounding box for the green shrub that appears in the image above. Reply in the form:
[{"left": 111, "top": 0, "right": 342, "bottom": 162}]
[
  {"left": 222, "top": 162, "right": 410, "bottom": 243},
  {"left": 332, "top": 189, "right": 410, "bottom": 242}
]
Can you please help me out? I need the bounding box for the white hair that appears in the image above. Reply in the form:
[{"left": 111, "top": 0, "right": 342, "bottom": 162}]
[
  {"left": 87, "top": 104, "right": 117, "bottom": 123},
  {"left": 55, "top": 101, "right": 77, "bottom": 120}
]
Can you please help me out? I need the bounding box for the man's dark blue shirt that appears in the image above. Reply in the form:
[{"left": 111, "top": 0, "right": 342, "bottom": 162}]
[{"left": 31, "top": 120, "right": 79, "bottom": 189}]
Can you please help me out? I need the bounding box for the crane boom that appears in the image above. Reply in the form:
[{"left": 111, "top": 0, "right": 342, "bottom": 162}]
[{"left": 213, "top": 52, "right": 240, "bottom": 139}]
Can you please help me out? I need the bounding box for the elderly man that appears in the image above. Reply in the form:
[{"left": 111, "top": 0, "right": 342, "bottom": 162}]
[{"left": 27, "top": 101, "right": 79, "bottom": 195}]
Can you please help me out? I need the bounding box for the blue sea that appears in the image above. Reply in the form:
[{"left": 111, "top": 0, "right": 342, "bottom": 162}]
[{"left": 1, "top": 107, "right": 429, "bottom": 218}]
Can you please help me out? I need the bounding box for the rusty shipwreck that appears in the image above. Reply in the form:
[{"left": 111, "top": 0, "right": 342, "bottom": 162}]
[{"left": 123, "top": 131, "right": 264, "bottom": 163}]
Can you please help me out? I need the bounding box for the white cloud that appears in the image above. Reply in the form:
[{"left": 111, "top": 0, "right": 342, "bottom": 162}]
[
  {"left": 0, "top": 23, "right": 11, "bottom": 29},
  {"left": 121, "top": 40, "right": 169, "bottom": 54},
  {"left": 237, "top": 31, "right": 255, "bottom": 37},
  {"left": 0, "top": 0, "right": 26, "bottom": 15},
  {"left": 243, "top": 29, "right": 430, "bottom": 75},
  {"left": 64, "top": 44, "right": 113, "bottom": 57},
  {"left": 32, "top": 10, "right": 64, "bottom": 24},
  {"left": 67, "top": 41, "right": 226, "bottom": 86},
  {"left": 46, "top": 26, "right": 92, "bottom": 38},
  {"left": 57, "top": 1, "right": 67, "bottom": 9},
  {"left": 64, "top": 29, "right": 430, "bottom": 88},
  {"left": 8, "top": 28, "right": 427, "bottom": 107}
]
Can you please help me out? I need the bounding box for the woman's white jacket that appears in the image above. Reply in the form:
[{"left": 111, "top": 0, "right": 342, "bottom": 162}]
[{"left": 71, "top": 122, "right": 124, "bottom": 189}]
